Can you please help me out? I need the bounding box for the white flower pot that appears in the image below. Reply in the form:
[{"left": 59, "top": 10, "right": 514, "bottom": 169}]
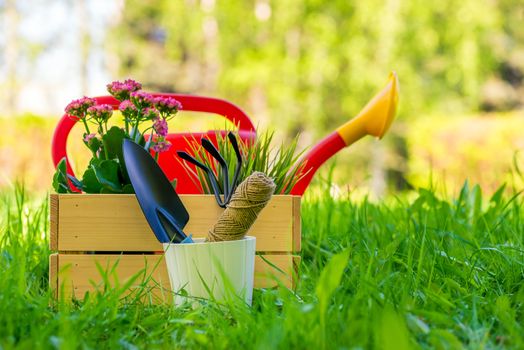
[{"left": 163, "top": 236, "right": 256, "bottom": 306}]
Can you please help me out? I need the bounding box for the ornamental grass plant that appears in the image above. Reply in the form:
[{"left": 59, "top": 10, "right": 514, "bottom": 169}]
[{"left": 182, "top": 130, "right": 307, "bottom": 194}]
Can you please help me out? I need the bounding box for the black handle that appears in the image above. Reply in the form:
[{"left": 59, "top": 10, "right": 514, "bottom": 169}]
[
  {"left": 225, "top": 132, "right": 243, "bottom": 203},
  {"left": 201, "top": 138, "right": 230, "bottom": 199},
  {"left": 177, "top": 150, "right": 226, "bottom": 208},
  {"left": 155, "top": 207, "right": 189, "bottom": 243},
  {"left": 177, "top": 151, "right": 208, "bottom": 172}
]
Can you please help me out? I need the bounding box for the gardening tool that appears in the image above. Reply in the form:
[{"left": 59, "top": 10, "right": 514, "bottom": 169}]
[
  {"left": 52, "top": 72, "right": 398, "bottom": 196},
  {"left": 176, "top": 132, "right": 243, "bottom": 208},
  {"left": 123, "top": 139, "right": 193, "bottom": 244}
]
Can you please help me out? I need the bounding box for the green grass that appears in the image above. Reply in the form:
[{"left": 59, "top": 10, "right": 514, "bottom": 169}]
[{"left": 1, "top": 181, "right": 523, "bottom": 349}]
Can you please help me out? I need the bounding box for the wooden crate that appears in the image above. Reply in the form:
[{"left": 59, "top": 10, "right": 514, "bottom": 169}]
[{"left": 49, "top": 194, "right": 301, "bottom": 302}]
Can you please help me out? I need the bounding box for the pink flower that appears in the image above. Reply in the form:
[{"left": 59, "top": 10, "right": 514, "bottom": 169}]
[
  {"left": 130, "top": 91, "right": 154, "bottom": 108},
  {"left": 118, "top": 100, "right": 137, "bottom": 121},
  {"left": 87, "top": 104, "right": 113, "bottom": 122},
  {"left": 107, "top": 79, "right": 142, "bottom": 101},
  {"left": 118, "top": 100, "right": 136, "bottom": 113},
  {"left": 151, "top": 140, "right": 172, "bottom": 153},
  {"left": 123, "top": 79, "right": 142, "bottom": 91},
  {"left": 65, "top": 97, "right": 96, "bottom": 119},
  {"left": 83, "top": 133, "right": 97, "bottom": 143},
  {"left": 153, "top": 117, "right": 169, "bottom": 136},
  {"left": 143, "top": 107, "right": 160, "bottom": 120},
  {"left": 153, "top": 96, "right": 182, "bottom": 115}
]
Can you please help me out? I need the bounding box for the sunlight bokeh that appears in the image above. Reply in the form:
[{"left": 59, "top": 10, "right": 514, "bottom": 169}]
[{"left": 1, "top": 0, "right": 523, "bottom": 196}]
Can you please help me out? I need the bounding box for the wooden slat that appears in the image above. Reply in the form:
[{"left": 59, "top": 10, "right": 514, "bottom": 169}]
[
  {"left": 56, "top": 253, "right": 299, "bottom": 302},
  {"left": 49, "top": 194, "right": 58, "bottom": 251},
  {"left": 57, "top": 254, "right": 170, "bottom": 302},
  {"left": 293, "top": 255, "right": 301, "bottom": 286},
  {"left": 55, "top": 194, "right": 300, "bottom": 252},
  {"left": 292, "top": 196, "right": 301, "bottom": 252},
  {"left": 49, "top": 253, "right": 58, "bottom": 299},
  {"left": 255, "top": 254, "right": 300, "bottom": 289}
]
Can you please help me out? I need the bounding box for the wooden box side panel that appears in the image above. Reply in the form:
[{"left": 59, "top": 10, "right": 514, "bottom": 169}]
[
  {"left": 50, "top": 194, "right": 59, "bottom": 251},
  {"left": 55, "top": 253, "right": 299, "bottom": 302},
  {"left": 293, "top": 196, "right": 301, "bottom": 252},
  {"left": 49, "top": 253, "right": 58, "bottom": 299},
  {"left": 57, "top": 254, "right": 171, "bottom": 303},
  {"left": 55, "top": 194, "right": 299, "bottom": 253}
]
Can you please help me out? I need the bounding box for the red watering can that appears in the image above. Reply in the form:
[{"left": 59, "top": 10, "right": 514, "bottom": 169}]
[{"left": 52, "top": 72, "right": 399, "bottom": 195}]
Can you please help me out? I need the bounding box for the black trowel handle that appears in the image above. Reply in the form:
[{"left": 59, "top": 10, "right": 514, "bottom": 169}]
[{"left": 155, "top": 207, "right": 192, "bottom": 243}]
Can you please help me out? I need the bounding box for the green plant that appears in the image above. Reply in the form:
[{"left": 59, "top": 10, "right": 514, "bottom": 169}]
[
  {"left": 2, "top": 181, "right": 524, "bottom": 348},
  {"left": 182, "top": 130, "right": 307, "bottom": 194},
  {"left": 52, "top": 79, "right": 181, "bottom": 194}
]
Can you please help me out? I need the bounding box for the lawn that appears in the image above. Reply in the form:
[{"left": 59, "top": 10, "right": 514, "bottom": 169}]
[{"left": 0, "top": 182, "right": 523, "bottom": 349}]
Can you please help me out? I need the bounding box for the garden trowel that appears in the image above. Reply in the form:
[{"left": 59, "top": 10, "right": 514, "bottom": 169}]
[{"left": 123, "top": 139, "right": 193, "bottom": 243}]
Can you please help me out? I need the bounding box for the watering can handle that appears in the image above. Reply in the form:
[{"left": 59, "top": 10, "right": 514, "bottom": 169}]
[{"left": 51, "top": 94, "right": 256, "bottom": 181}]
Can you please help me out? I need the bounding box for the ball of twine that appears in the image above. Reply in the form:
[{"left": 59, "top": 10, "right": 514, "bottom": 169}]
[{"left": 207, "top": 171, "right": 276, "bottom": 242}]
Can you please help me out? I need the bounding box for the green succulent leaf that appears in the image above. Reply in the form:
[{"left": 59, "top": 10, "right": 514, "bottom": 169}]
[
  {"left": 84, "top": 135, "right": 103, "bottom": 156},
  {"left": 102, "top": 126, "right": 130, "bottom": 183},
  {"left": 92, "top": 159, "right": 122, "bottom": 192},
  {"left": 52, "top": 158, "right": 72, "bottom": 193},
  {"left": 81, "top": 167, "right": 103, "bottom": 193},
  {"left": 102, "top": 126, "right": 126, "bottom": 160}
]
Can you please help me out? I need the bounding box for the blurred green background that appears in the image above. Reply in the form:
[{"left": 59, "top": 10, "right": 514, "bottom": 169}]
[{"left": 1, "top": 0, "right": 523, "bottom": 196}]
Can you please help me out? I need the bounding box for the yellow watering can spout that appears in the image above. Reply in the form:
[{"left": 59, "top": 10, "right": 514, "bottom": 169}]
[
  {"left": 336, "top": 71, "right": 399, "bottom": 146},
  {"left": 291, "top": 71, "right": 400, "bottom": 195}
]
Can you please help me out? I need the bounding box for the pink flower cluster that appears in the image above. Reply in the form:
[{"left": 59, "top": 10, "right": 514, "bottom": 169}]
[
  {"left": 151, "top": 140, "right": 172, "bottom": 153},
  {"left": 65, "top": 97, "right": 96, "bottom": 118},
  {"left": 143, "top": 107, "right": 160, "bottom": 120},
  {"left": 154, "top": 96, "right": 182, "bottom": 115},
  {"left": 66, "top": 78, "right": 182, "bottom": 158},
  {"left": 87, "top": 104, "right": 113, "bottom": 122},
  {"left": 118, "top": 100, "right": 137, "bottom": 115},
  {"left": 153, "top": 117, "right": 169, "bottom": 137},
  {"left": 107, "top": 79, "right": 142, "bottom": 101},
  {"left": 130, "top": 91, "right": 155, "bottom": 108}
]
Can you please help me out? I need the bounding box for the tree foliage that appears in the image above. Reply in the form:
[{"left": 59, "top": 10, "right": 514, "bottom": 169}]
[{"left": 109, "top": 0, "right": 524, "bottom": 139}]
